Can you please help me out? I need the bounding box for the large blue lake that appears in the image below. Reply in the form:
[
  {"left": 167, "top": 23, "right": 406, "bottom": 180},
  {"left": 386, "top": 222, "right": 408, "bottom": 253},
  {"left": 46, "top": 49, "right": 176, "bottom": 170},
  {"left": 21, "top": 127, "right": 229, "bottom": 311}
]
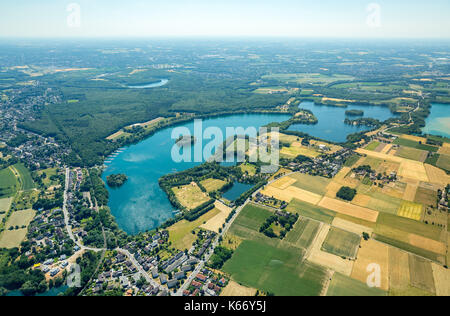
[
  {"left": 422, "top": 103, "right": 450, "bottom": 138},
  {"left": 104, "top": 102, "right": 399, "bottom": 234},
  {"left": 103, "top": 113, "right": 291, "bottom": 234},
  {"left": 288, "top": 101, "right": 398, "bottom": 142}
]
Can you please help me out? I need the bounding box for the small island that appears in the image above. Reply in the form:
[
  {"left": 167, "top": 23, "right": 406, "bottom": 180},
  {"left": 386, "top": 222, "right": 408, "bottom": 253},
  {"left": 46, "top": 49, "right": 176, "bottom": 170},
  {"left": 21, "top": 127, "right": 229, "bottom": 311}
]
[
  {"left": 176, "top": 135, "right": 197, "bottom": 147},
  {"left": 107, "top": 174, "right": 128, "bottom": 188},
  {"left": 345, "top": 109, "right": 364, "bottom": 116}
]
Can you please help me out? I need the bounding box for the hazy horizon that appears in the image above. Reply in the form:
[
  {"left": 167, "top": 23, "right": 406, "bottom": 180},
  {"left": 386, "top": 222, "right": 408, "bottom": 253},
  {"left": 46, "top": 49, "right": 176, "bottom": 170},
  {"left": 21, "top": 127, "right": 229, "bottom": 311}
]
[{"left": 1, "top": 0, "right": 450, "bottom": 39}]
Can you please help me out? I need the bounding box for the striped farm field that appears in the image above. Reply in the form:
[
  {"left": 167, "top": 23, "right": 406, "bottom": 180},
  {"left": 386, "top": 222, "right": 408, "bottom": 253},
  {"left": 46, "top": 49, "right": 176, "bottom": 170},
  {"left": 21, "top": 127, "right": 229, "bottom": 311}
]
[
  {"left": 332, "top": 217, "right": 373, "bottom": 236},
  {"left": 397, "top": 201, "right": 423, "bottom": 221},
  {"left": 388, "top": 247, "right": 410, "bottom": 292},
  {"left": 307, "top": 225, "right": 354, "bottom": 276},
  {"left": 318, "top": 197, "right": 379, "bottom": 223},
  {"left": 396, "top": 146, "right": 428, "bottom": 162},
  {"left": 223, "top": 239, "right": 328, "bottom": 296},
  {"left": 409, "top": 255, "right": 436, "bottom": 294},
  {"left": 365, "top": 141, "right": 381, "bottom": 151},
  {"left": 327, "top": 273, "right": 386, "bottom": 296},
  {"left": 270, "top": 177, "right": 297, "bottom": 190},
  {"left": 260, "top": 185, "right": 322, "bottom": 205},
  {"left": 289, "top": 173, "right": 331, "bottom": 196},
  {"left": 286, "top": 199, "right": 336, "bottom": 224},
  {"left": 424, "top": 163, "right": 450, "bottom": 186},
  {"left": 321, "top": 227, "right": 361, "bottom": 259},
  {"left": 285, "top": 217, "right": 321, "bottom": 249}
]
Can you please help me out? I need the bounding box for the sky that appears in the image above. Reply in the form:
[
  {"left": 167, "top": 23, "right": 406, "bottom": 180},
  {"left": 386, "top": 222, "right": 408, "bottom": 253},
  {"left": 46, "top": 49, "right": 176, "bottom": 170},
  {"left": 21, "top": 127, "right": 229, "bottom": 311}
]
[{"left": 1, "top": 0, "right": 449, "bottom": 39}]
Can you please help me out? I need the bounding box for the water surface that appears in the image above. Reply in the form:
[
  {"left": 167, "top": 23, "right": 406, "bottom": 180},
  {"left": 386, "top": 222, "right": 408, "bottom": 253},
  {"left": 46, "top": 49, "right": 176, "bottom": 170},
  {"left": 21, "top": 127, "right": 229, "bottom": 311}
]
[
  {"left": 127, "top": 79, "right": 169, "bottom": 89},
  {"left": 103, "top": 113, "right": 290, "bottom": 234},
  {"left": 422, "top": 103, "right": 450, "bottom": 138},
  {"left": 288, "top": 101, "right": 398, "bottom": 143},
  {"left": 222, "top": 182, "right": 254, "bottom": 201}
]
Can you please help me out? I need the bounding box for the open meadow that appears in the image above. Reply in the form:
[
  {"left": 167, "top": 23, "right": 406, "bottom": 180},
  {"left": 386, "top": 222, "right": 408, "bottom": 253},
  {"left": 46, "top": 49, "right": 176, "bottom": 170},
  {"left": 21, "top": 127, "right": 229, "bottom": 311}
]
[{"left": 171, "top": 183, "right": 211, "bottom": 210}]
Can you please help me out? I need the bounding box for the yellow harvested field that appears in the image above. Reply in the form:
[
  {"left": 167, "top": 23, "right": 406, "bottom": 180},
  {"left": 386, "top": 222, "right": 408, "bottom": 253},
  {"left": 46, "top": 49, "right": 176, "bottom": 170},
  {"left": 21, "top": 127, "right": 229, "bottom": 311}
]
[
  {"left": 352, "top": 194, "right": 371, "bottom": 208},
  {"left": 398, "top": 161, "right": 429, "bottom": 182},
  {"left": 431, "top": 263, "right": 450, "bottom": 296},
  {"left": 200, "top": 201, "right": 233, "bottom": 233},
  {"left": 333, "top": 167, "right": 351, "bottom": 183},
  {"left": 319, "top": 197, "right": 379, "bottom": 223},
  {"left": 397, "top": 201, "right": 423, "bottom": 221},
  {"left": 325, "top": 181, "right": 343, "bottom": 198},
  {"left": 0, "top": 230, "right": 28, "bottom": 249},
  {"left": 221, "top": 281, "right": 257, "bottom": 297},
  {"left": 172, "top": 183, "right": 210, "bottom": 210},
  {"left": 322, "top": 97, "right": 355, "bottom": 103},
  {"left": 389, "top": 247, "right": 410, "bottom": 290},
  {"left": 280, "top": 145, "right": 320, "bottom": 158},
  {"left": 408, "top": 234, "right": 446, "bottom": 255},
  {"left": 332, "top": 217, "right": 373, "bottom": 236},
  {"left": 351, "top": 239, "right": 390, "bottom": 291},
  {"left": 380, "top": 144, "right": 393, "bottom": 154},
  {"left": 270, "top": 177, "right": 297, "bottom": 190},
  {"left": 403, "top": 182, "right": 418, "bottom": 202},
  {"left": 356, "top": 148, "right": 429, "bottom": 182},
  {"left": 260, "top": 185, "right": 322, "bottom": 205},
  {"left": 268, "top": 168, "right": 292, "bottom": 182},
  {"left": 424, "top": 164, "right": 450, "bottom": 186},
  {"left": 200, "top": 178, "right": 227, "bottom": 192},
  {"left": 106, "top": 130, "right": 125, "bottom": 140},
  {"left": 400, "top": 134, "right": 428, "bottom": 143},
  {"left": 438, "top": 144, "right": 450, "bottom": 156},
  {"left": 307, "top": 224, "right": 354, "bottom": 276}
]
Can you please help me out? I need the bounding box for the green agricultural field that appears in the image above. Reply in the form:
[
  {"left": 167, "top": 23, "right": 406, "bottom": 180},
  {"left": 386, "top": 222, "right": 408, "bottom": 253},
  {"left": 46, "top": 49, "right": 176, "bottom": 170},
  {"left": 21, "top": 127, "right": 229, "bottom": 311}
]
[
  {"left": 327, "top": 273, "right": 386, "bottom": 296},
  {"left": 357, "top": 190, "right": 403, "bottom": 215},
  {"left": 11, "top": 163, "right": 35, "bottom": 190},
  {"left": 321, "top": 227, "right": 361, "bottom": 259},
  {"left": 168, "top": 208, "right": 220, "bottom": 251},
  {"left": 395, "top": 146, "right": 427, "bottom": 162},
  {"left": 285, "top": 218, "right": 321, "bottom": 250},
  {"left": 344, "top": 154, "right": 361, "bottom": 167},
  {"left": 230, "top": 203, "right": 273, "bottom": 232},
  {"left": 223, "top": 240, "right": 327, "bottom": 296},
  {"left": 0, "top": 209, "right": 36, "bottom": 248},
  {"left": 436, "top": 154, "right": 450, "bottom": 171},
  {"left": 376, "top": 213, "right": 442, "bottom": 241},
  {"left": 286, "top": 199, "right": 336, "bottom": 224},
  {"left": 289, "top": 173, "right": 331, "bottom": 196},
  {"left": 0, "top": 167, "right": 18, "bottom": 198},
  {"left": 393, "top": 138, "right": 439, "bottom": 152},
  {"left": 365, "top": 141, "right": 381, "bottom": 151}
]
